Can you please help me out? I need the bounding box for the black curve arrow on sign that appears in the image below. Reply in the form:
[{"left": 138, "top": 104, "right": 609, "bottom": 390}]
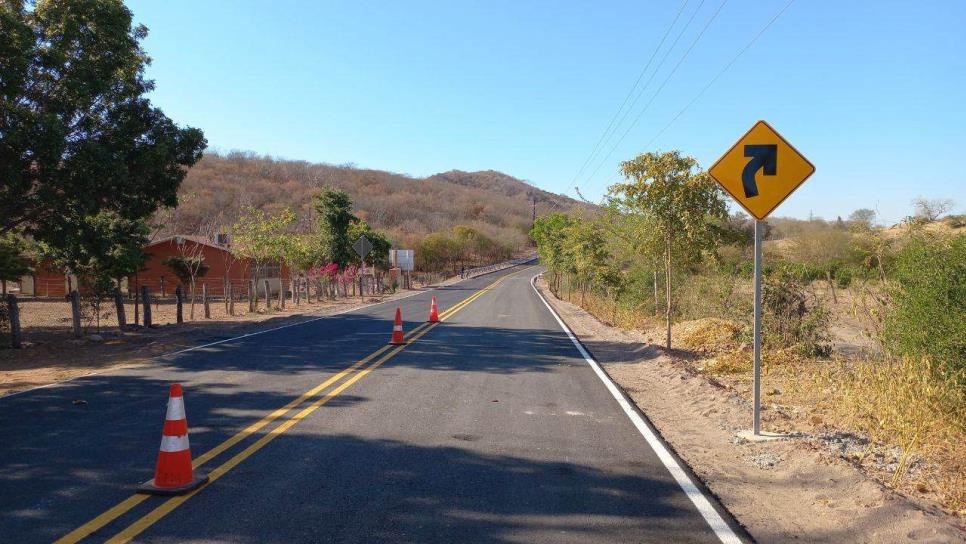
[{"left": 741, "top": 144, "right": 777, "bottom": 198}]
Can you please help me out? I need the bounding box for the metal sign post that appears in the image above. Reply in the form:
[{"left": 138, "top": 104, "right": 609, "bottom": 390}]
[
  {"left": 753, "top": 220, "right": 763, "bottom": 435},
  {"left": 708, "top": 120, "right": 815, "bottom": 437}
]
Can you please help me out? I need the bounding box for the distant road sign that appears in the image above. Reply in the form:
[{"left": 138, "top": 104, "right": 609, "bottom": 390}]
[
  {"left": 352, "top": 235, "right": 372, "bottom": 260},
  {"left": 391, "top": 249, "right": 414, "bottom": 272},
  {"left": 708, "top": 120, "right": 815, "bottom": 220}
]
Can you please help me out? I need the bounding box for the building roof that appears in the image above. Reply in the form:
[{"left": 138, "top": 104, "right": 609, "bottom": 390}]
[{"left": 144, "top": 235, "right": 230, "bottom": 252}]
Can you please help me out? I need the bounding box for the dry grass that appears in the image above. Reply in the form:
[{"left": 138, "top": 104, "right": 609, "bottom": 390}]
[
  {"left": 675, "top": 318, "right": 743, "bottom": 354},
  {"left": 556, "top": 287, "right": 659, "bottom": 332},
  {"left": 795, "top": 357, "right": 966, "bottom": 511}
]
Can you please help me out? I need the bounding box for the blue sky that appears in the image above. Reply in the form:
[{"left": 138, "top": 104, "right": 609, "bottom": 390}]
[{"left": 129, "top": 0, "right": 965, "bottom": 224}]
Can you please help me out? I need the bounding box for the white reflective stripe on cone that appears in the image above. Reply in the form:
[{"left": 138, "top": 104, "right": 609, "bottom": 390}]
[
  {"left": 160, "top": 434, "right": 190, "bottom": 453},
  {"left": 393, "top": 326, "right": 402, "bottom": 331},
  {"left": 165, "top": 396, "right": 186, "bottom": 421}
]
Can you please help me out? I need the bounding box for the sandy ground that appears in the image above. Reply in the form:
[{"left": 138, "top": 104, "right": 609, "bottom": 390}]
[{"left": 536, "top": 277, "right": 965, "bottom": 544}]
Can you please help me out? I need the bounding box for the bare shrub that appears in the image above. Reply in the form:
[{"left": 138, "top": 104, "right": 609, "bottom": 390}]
[
  {"left": 912, "top": 197, "right": 955, "bottom": 222},
  {"left": 763, "top": 271, "right": 831, "bottom": 357}
]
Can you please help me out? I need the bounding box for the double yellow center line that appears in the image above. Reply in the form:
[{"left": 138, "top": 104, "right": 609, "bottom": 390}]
[{"left": 57, "top": 267, "right": 529, "bottom": 544}]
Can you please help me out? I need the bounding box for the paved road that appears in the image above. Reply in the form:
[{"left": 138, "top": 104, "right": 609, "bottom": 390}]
[{"left": 0, "top": 264, "right": 746, "bottom": 543}]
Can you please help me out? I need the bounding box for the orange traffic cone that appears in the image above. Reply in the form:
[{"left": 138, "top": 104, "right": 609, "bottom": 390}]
[
  {"left": 138, "top": 384, "right": 208, "bottom": 495},
  {"left": 428, "top": 296, "right": 440, "bottom": 323},
  {"left": 389, "top": 307, "right": 406, "bottom": 345}
]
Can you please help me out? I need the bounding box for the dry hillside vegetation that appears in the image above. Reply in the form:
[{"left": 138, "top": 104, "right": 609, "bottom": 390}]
[{"left": 164, "top": 152, "right": 583, "bottom": 248}]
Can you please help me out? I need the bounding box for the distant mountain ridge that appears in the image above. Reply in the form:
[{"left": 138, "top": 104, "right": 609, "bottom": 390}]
[
  {"left": 165, "top": 152, "right": 583, "bottom": 249},
  {"left": 427, "top": 170, "right": 577, "bottom": 207}
]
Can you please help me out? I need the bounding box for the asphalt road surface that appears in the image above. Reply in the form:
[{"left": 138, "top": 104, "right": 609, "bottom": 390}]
[{"left": 0, "top": 264, "right": 748, "bottom": 543}]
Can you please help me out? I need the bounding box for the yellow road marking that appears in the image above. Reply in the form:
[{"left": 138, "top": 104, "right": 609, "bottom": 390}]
[
  {"left": 57, "top": 265, "right": 532, "bottom": 543},
  {"left": 107, "top": 324, "right": 440, "bottom": 543}
]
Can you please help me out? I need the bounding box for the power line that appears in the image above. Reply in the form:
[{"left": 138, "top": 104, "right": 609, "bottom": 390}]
[
  {"left": 566, "top": 0, "right": 692, "bottom": 189},
  {"left": 579, "top": 0, "right": 730, "bottom": 193},
  {"left": 581, "top": 0, "right": 709, "bottom": 179},
  {"left": 642, "top": 0, "right": 797, "bottom": 150},
  {"left": 549, "top": 1, "right": 695, "bottom": 213}
]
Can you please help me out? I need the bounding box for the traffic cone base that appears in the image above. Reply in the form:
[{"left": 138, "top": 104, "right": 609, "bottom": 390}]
[
  {"left": 138, "top": 471, "right": 209, "bottom": 496},
  {"left": 390, "top": 307, "right": 406, "bottom": 345},
  {"left": 428, "top": 296, "right": 440, "bottom": 323}
]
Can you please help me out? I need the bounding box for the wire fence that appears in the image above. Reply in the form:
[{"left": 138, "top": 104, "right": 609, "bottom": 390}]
[
  {"left": 1, "top": 255, "right": 539, "bottom": 348},
  {"left": 462, "top": 254, "right": 538, "bottom": 279}
]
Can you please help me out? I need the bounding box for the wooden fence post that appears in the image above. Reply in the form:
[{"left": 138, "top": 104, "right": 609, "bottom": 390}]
[
  {"left": 202, "top": 283, "right": 211, "bottom": 319},
  {"left": 263, "top": 280, "right": 271, "bottom": 311},
  {"left": 249, "top": 280, "right": 256, "bottom": 312},
  {"left": 141, "top": 286, "right": 152, "bottom": 327},
  {"left": 69, "top": 290, "right": 82, "bottom": 338},
  {"left": 114, "top": 289, "right": 127, "bottom": 331},
  {"left": 7, "top": 294, "right": 22, "bottom": 349},
  {"left": 175, "top": 286, "right": 184, "bottom": 324},
  {"left": 228, "top": 284, "right": 235, "bottom": 316}
]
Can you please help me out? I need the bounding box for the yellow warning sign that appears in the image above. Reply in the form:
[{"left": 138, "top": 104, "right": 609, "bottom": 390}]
[{"left": 708, "top": 120, "right": 815, "bottom": 220}]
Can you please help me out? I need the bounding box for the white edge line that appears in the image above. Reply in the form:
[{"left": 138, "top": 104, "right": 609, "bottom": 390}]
[{"left": 529, "top": 273, "right": 742, "bottom": 544}]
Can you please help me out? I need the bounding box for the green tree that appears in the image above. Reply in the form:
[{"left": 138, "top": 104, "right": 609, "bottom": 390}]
[
  {"left": 882, "top": 233, "right": 966, "bottom": 376},
  {"left": 281, "top": 235, "right": 321, "bottom": 275},
  {"left": 416, "top": 233, "right": 457, "bottom": 272},
  {"left": 162, "top": 254, "right": 209, "bottom": 318},
  {"left": 0, "top": 0, "right": 206, "bottom": 249},
  {"left": 43, "top": 211, "right": 149, "bottom": 290},
  {"left": 562, "top": 215, "right": 610, "bottom": 305},
  {"left": 609, "top": 150, "right": 727, "bottom": 350},
  {"left": 42, "top": 211, "right": 149, "bottom": 330},
  {"left": 314, "top": 188, "right": 358, "bottom": 267},
  {"left": 530, "top": 213, "right": 573, "bottom": 293},
  {"left": 0, "top": 233, "right": 33, "bottom": 295},
  {"left": 848, "top": 208, "right": 877, "bottom": 229},
  {"left": 230, "top": 207, "right": 296, "bottom": 306}
]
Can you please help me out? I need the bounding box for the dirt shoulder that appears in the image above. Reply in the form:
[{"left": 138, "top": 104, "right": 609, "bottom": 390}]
[
  {"left": 0, "top": 284, "right": 443, "bottom": 398},
  {"left": 535, "top": 277, "right": 965, "bottom": 544}
]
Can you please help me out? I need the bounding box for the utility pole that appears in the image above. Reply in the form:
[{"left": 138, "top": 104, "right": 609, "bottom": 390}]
[{"left": 531, "top": 197, "right": 537, "bottom": 247}]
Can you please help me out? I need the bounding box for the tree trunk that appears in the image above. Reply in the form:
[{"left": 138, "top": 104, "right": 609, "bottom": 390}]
[
  {"left": 826, "top": 270, "right": 838, "bottom": 303},
  {"left": 133, "top": 274, "right": 140, "bottom": 325},
  {"left": 7, "top": 294, "right": 22, "bottom": 348},
  {"left": 114, "top": 289, "right": 126, "bottom": 331},
  {"left": 175, "top": 286, "right": 184, "bottom": 324},
  {"left": 653, "top": 268, "right": 659, "bottom": 317},
  {"left": 141, "top": 286, "right": 152, "bottom": 328},
  {"left": 665, "top": 237, "right": 672, "bottom": 351},
  {"left": 189, "top": 280, "right": 196, "bottom": 320},
  {"left": 202, "top": 283, "right": 211, "bottom": 319},
  {"left": 1, "top": 279, "right": 6, "bottom": 295},
  {"left": 70, "top": 290, "right": 82, "bottom": 338}
]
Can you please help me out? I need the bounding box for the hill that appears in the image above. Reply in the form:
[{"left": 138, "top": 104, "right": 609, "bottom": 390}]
[{"left": 163, "top": 152, "right": 583, "bottom": 249}]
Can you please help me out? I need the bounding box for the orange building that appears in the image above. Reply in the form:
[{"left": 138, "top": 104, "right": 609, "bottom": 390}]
[
  {"left": 133, "top": 236, "right": 291, "bottom": 297},
  {"left": 19, "top": 235, "right": 291, "bottom": 298}
]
